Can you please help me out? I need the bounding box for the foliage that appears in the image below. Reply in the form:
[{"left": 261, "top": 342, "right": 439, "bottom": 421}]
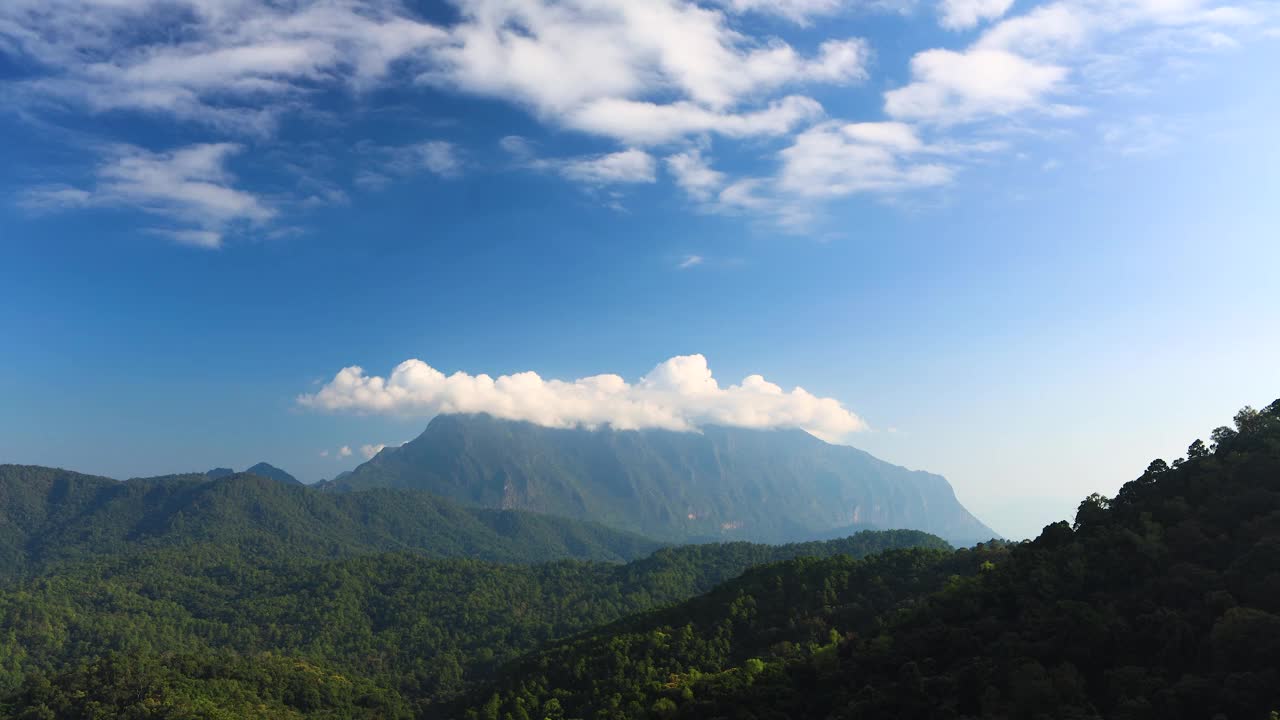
[
  {"left": 460, "top": 399, "right": 1280, "bottom": 720},
  {"left": 0, "top": 507, "right": 942, "bottom": 717}
]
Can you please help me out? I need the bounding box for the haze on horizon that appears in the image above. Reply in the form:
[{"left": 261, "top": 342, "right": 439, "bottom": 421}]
[{"left": 2, "top": 0, "right": 1278, "bottom": 540}]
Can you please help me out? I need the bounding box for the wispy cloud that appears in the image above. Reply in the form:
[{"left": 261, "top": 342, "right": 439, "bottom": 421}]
[
  {"left": 3, "top": 0, "right": 1273, "bottom": 238},
  {"left": 20, "top": 143, "right": 272, "bottom": 248},
  {"left": 558, "top": 149, "right": 658, "bottom": 185},
  {"left": 937, "top": 0, "right": 1015, "bottom": 30},
  {"left": 354, "top": 140, "right": 463, "bottom": 191},
  {"left": 666, "top": 150, "right": 727, "bottom": 202}
]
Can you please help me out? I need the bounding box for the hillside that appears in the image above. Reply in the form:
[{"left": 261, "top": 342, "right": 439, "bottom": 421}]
[
  {"left": 0, "top": 465, "right": 662, "bottom": 576},
  {"left": 465, "top": 399, "right": 1280, "bottom": 720},
  {"left": 332, "top": 414, "right": 997, "bottom": 546},
  {"left": 0, "top": 531, "right": 947, "bottom": 716}
]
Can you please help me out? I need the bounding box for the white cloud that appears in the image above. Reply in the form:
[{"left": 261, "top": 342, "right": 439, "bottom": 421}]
[
  {"left": 716, "top": 178, "right": 776, "bottom": 212},
  {"left": 779, "top": 121, "right": 955, "bottom": 196},
  {"left": 567, "top": 95, "right": 825, "bottom": 145},
  {"left": 720, "top": 0, "right": 917, "bottom": 24},
  {"left": 299, "top": 354, "right": 867, "bottom": 442},
  {"left": 338, "top": 445, "right": 353, "bottom": 458},
  {"left": 938, "top": 0, "right": 1015, "bottom": 29},
  {"left": 678, "top": 254, "right": 705, "bottom": 269},
  {"left": 413, "top": 141, "right": 463, "bottom": 177},
  {"left": 666, "top": 150, "right": 727, "bottom": 201},
  {"left": 558, "top": 149, "right": 658, "bottom": 185},
  {"left": 0, "top": 0, "right": 449, "bottom": 133},
  {"left": 0, "top": 0, "right": 844, "bottom": 149},
  {"left": 720, "top": 0, "right": 849, "bottom": 23},
  {"left": 885, "top": 48, "right": 1069, "bottom": 124},
  {"left": 150, "top": 229, "right": 225, "bottom": 249},
  {"left": 977, "top": 0, "right": 1266, "bottom": 61},
  {"left": 20, "top": 143, "right": 272, "bottom": 248},
  {"left": 891, "top": 0, "right": 1265, "bottom": 126},
  {"left": 7, "top": 0, "right": 1270, "bottom": 230},
  {"left": 319, "top": 449, "right": 330, "bottom": 458},
  {"left": 974, "top": 3, "right": 1093, "bottom": 57},
  {"left": 499, "top": 135, "right": 538, "bottom": 160},
  {"left": 18, "top": 185, "right": 94, "bottom": 212},
  {"left": 417, "top": 1, "right": 866, "bottom": 144},
  {"left": 360, "top": 443, "right": 387, "bottom": 459},
  {"left": 424, "top": 2, "right": 868, "bottom": 113}
]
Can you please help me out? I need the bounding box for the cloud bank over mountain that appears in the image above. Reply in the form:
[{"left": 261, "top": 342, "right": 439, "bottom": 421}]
[{"left": 299, "top": 354, "right": 866, "bottom": 442}]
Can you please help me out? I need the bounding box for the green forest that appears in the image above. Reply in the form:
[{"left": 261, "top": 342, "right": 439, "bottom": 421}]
[{"left": 1, "top": 400, "right": 1278, "bottom": 718}]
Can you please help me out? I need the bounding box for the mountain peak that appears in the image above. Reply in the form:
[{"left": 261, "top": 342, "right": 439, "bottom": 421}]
[
  {"left": 243, "top": 462, "right": 301, "bottom": 485},
  {"left": 337, "top": 413, "right": 997, "bottom": 546}
]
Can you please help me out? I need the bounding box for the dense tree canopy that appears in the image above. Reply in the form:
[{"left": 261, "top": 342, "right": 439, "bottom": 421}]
[
  {"left": 460, "top": 399, "right": 1280, "bottom": 720},
  {"left": 0, "top": 514, "right": 941, "bottom": 717}
]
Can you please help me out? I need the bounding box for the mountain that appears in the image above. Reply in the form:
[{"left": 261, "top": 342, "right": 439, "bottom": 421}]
[
  {"left": 331, "top": 414, "right": 998, "bottom": 546},
  {"left": 206, "top": 462, "right": 300, "bottom": 484},
  {"left": 466, "top": 399, "right": 1280, "bottom": 720},
  {"left": 243, "top": 461, "right": 301, "bottom": 484},
  {"left": 0, "top": 465, "right": 663, "bottom": 577}
]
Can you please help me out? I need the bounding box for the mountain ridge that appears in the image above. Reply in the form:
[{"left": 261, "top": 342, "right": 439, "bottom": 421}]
[
  {"left": 332, "top": 413, "right": 998, "bottom": 546},
  {"left": 0, "top": 464, "right": 664, "bottom": 577}
]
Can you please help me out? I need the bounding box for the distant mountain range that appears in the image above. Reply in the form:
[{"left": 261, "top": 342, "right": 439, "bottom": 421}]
[
  {"left": 0, "top": 464, "right": 663, "bottom": 578},
  {"left": 327, "top": 414, "right": 998, "bottom": 546}
]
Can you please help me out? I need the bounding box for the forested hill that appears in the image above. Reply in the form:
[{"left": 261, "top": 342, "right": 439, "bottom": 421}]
[
  {"left": 0, "top": 531, "right": 946, "bottom": 718},
  {"left": 464, "top": 400, "right": 1280, "bottom": 720},
  {"left": 332, "top": 413, "right": 998, "bottom": 546},
  {"left": 0, "top": 464, "right": 663, "bottom": 575}
]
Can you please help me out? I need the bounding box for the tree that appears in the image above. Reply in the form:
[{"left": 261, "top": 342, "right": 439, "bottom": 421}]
[
  {"left": 1073, "top": 494, "right": 1110, "bottom": 531},
  {"left": 1187, "top": 440, "right": 1209, "bottom": 459},
  {"left": 1210, "top": 426, "right": 1237, "bottom": 451}
]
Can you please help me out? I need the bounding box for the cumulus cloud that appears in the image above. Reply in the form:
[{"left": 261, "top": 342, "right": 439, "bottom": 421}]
[
  {"left": 885, "top": 48, "right": 1070, "bottom": 124},
  {"left": 779, "top": 121, "right": 955, "bottom": 196},
  {"left": 338, "top": 445, "right": 353, "bottom": 457},
  {"left": 424, "top": 2, "right": 867, "bottom": 121},
  {"left": 360, "top": 443, "right": 387, "bottom": 459},
  {"left": 298, "top": 354, "right": 867, "bottom": 442},
  {"left": 20, "top": 143, "right": 272, "bottom": 248}
]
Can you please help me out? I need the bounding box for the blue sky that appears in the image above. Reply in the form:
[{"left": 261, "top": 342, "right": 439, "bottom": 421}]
[{"left": 2, "top": 0, "right": 1278, "bottom": 539}]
